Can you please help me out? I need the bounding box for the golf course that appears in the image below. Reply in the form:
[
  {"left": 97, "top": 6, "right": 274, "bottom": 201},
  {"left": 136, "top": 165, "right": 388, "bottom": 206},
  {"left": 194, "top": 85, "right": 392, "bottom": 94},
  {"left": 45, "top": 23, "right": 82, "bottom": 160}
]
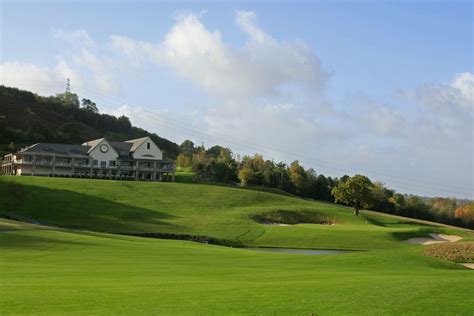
[{"left": 1, "top": 176, "right": 473, "bottom": 315}]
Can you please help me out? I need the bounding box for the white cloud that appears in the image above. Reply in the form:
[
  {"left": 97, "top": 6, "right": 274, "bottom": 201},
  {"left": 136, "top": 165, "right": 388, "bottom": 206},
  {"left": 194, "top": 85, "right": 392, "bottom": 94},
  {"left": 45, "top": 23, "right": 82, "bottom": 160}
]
[
  {"left": 53, "top": 29, "right": 95, "bottom": 49},
  {"left": 235, "top": 11, "right": 271, "bottom": 44},
  {"left": 451, "top": 72, "right": 474, "bottom": 106},
  {"left": 1, "top": 29, "right": 122, "bottom": 96},
  {"left": 110, "top": 12, "right": 329, "bottom": 99},
  {"left": 0, "top": 61, "right": 81, "bottom": 95}
]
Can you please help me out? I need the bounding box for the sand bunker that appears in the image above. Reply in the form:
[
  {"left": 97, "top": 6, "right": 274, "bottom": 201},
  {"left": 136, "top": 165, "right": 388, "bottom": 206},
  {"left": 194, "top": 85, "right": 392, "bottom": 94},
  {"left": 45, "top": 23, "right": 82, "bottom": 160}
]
[
  {"left": 405, "top": 233, "right": 463, "bottom": 245},
  {"left": 265, "top": 223, "right": 291, "bottom": 226},
  {"left": 460, "top": 263, "right": 474, "bottom": 269}
]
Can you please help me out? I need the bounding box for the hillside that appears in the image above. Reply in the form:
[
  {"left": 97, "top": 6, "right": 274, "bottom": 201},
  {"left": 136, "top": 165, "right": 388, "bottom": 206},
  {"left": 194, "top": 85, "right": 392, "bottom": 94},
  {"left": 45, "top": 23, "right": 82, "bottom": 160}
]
[
  {"left": 1, "top": 176, "right": 472, "bottom": 250},
  {"left": 0, "top": 85, "right": 180, "bottom": 158},
  {"left": 0, "top": 176, "right": 473, "bottom": 315}
]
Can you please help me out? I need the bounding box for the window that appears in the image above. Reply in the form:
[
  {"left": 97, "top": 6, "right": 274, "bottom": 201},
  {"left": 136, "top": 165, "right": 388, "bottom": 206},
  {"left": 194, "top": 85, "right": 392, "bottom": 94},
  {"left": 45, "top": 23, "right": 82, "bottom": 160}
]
[
  {"left": 147, "top": 142, "right": 150, "bottom": 149},
  {"left": 109, "top": 160, "right": 116, "bottom": 167},
  {"left": 93, "top": 160, "right": 98, "bottom": 166},
  {"left": 100, "top": 161, "right": 106, "bottom": 168}
]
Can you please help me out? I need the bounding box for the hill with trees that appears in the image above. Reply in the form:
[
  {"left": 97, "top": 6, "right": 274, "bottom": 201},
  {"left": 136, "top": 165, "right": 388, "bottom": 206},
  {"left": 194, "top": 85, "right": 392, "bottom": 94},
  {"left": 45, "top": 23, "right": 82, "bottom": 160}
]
[
  {"left": 0, "top": 85, "right": 180, "bottom": 159},
  {"left": 175, "top": 141, "right": 474, "bottom": 229}
]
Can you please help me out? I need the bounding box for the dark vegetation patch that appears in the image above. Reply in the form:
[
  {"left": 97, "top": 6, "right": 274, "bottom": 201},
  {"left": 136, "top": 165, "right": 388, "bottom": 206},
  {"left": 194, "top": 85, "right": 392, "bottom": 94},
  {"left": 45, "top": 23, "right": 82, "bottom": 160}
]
[
  {"left": 363, "top": 214, "right": 434, "bottom": 228},
  {"left": 252, "top": 210, "right": 334, "bottom": 225},
  {"left": 424, "top": 242, "right": 474, "bottom": 263},
  {"left": 391, "top": 228, "right": 444, "bottom": 241},
  {"left": 123, "top": 232, "right": 244, "bottom": 247}
]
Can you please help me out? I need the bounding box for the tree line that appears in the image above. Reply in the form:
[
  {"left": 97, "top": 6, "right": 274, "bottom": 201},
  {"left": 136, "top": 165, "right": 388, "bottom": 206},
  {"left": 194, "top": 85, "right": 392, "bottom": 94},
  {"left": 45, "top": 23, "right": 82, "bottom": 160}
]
[{"left": 175, "top": 140, "right": 474, "bottom": 229}]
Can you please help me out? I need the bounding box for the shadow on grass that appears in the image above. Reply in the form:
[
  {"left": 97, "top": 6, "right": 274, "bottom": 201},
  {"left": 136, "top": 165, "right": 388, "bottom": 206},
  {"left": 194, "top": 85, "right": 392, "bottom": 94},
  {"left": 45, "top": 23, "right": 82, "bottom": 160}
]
[
  {"left": 363, "top": 214, "right": 435, "bottom": 228},
  {"left": 391, "top": 227, "right": 445, "bottom": 241},
  {"left": 0, "top": 180, "right": 177, "bottom": 233},
  {"left": 0, "top": 230, "right": 96, "bottom": 249}
]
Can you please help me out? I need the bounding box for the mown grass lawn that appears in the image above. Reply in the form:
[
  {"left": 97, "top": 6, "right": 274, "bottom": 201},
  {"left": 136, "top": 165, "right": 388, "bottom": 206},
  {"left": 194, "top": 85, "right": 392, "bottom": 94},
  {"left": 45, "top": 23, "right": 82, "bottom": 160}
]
[{"left": 0, "top": 176, "right": 473, "bottom": 315}]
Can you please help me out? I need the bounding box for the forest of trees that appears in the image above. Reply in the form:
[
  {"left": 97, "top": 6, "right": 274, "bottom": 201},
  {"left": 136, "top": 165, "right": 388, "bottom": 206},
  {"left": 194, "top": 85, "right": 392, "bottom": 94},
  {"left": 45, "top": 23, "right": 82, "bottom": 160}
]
[
  {"left": 1, "top": 85, "right": 472, "bottom": 229},
  {"left": 175, "top": 141, "right": 474, "bottom": 229}
]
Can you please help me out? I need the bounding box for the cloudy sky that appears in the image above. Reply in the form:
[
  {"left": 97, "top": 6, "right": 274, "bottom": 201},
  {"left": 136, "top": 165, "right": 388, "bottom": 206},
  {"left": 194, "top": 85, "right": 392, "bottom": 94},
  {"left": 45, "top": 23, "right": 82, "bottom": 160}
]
[{"left": 1, "top": 1, "right": 473, "bottom": 198}]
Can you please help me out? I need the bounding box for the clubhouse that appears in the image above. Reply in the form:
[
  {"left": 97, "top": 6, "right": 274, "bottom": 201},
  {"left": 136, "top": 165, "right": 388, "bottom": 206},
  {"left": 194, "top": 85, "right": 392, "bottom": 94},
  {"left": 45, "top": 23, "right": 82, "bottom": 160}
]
[{"left": 1, "top": 137, "right": 175, "bottom": 181}]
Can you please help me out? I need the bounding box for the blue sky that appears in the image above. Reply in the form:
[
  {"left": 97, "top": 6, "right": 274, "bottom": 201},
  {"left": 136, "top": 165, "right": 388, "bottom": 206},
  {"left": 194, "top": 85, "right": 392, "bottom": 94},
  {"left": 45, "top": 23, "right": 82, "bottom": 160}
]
[{"left": 1, "top": 0, "right": 473, "bottom": 198}]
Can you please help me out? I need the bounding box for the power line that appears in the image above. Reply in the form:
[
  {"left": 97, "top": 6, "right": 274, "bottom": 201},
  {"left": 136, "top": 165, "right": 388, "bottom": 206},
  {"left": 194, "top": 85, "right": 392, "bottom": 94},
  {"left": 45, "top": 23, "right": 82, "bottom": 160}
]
[
  {"left": 71, "top": 86, "right": 473, "bottom": 197},
  {"left": 5, "top": 79, "right": 472, "bottom": 196},
  {"left": 74, "top": 85, "right": 472, "bottom": 195}
]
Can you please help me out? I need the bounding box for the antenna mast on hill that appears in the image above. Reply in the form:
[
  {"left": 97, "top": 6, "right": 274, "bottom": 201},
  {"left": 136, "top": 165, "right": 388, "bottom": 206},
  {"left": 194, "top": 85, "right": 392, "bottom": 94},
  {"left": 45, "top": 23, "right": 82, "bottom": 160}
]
[{"left": 65, "top": 78, "right": 71, "bottom": 93}]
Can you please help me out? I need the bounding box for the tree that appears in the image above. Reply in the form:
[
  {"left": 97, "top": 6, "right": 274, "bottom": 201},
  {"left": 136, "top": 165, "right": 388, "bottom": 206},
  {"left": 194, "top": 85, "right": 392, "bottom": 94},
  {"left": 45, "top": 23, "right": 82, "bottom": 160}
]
[
  {"left": 56, "top": 92, "right": 80, "bottom": 107},
  {"left": 206, "top": 145, "right": 225, "bottom": 158},
  {"left": 180, "top": 140, "right": 195, "bottom": 156},
  {"left": 81, "top": 98, "right": 99, "bottom": 113},
  {"left": 212, "top": 148, "right": 237, "bottom": 182},
  {"left": 238, "top": 167, "right": 254, "bottom": 186},
  {"left": 175, "top": 153, "right": 191, "bottom": 170},
  {"left": 454, "top": 203, "right": 474, "bottom": 227},
  {"left": 331, "top": 174, "right": 374, "bottom": 216},
  {"left": 191, "top": 148, "right": 209, "bottom": 176},
  {"left": 289, "top": 161, "right": 308, "bottom": 195},
  {"left": 389, "top": 193, "right": 405, "bottom": 213},
  {"left": 370, "top": 182, "right": 395, "bottom": 213}
]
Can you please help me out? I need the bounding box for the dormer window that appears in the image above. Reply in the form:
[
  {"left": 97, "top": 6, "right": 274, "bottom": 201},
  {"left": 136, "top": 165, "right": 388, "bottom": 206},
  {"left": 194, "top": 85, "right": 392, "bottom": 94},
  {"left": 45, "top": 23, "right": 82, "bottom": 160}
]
[{"left": 147, "top": 142, "right": 150, "bottom": 150}]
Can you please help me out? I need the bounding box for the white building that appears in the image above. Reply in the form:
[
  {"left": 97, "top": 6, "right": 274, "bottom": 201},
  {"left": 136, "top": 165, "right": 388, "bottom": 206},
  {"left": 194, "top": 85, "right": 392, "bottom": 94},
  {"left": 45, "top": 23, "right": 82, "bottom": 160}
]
[{"left": 1, "top": 136, "right": 175, "bottom": 181}]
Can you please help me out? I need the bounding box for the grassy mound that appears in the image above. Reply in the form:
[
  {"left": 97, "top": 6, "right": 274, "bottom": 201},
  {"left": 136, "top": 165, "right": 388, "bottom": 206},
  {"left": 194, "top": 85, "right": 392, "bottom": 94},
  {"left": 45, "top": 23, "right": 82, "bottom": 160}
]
[
  {"left": 252, "top": 209, "right": 334, "bottom": 225},
  {"left": 0, "top": 176, "right": 472, "bottom": 250},
  {"left": 424, "top": 242, "right": 474, "bottom": 263}
]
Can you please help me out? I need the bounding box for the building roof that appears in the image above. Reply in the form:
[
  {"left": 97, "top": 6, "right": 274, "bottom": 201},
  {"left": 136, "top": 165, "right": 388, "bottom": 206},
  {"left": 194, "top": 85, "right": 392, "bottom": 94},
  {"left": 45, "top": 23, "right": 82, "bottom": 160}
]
[
  {"left": 15, "top": 137, "right": 170, "bottom": 162},
  {"left": 109, "top": 141, "right": 133, "bottom": 159},
  {"left": 18, "top": 143, "right": 91, "bottom": 157},
  {"left": 82, "top": 138, "right": 106, "bottom": 154},
  {"left": 125, "top": 137, "right": 149, "bottom": 152}
]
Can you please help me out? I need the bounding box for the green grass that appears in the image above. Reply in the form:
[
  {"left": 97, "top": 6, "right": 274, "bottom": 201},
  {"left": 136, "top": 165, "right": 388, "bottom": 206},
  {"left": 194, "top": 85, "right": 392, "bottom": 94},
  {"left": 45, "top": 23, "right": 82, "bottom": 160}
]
[
  {"left": 174, "top": 171, "right": 197, "bottom": 183},
  {"left": 0, "top": 176, "right": 473, "bottom": 315}
]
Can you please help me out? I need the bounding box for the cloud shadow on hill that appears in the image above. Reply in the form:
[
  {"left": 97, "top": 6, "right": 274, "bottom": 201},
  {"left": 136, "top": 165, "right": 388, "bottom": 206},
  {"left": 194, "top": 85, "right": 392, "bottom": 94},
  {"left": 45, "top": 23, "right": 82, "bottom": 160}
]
[{"left": 0, "top": 180, "right": 178, "bottom": 233}]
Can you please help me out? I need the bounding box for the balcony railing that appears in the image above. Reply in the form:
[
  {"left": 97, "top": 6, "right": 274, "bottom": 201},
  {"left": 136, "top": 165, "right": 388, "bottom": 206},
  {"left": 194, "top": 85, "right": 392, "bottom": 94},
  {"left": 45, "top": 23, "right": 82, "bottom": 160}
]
[
  {"left": 74, "top": 163, "right": 91, "bottom": 167},
  {"left": 55, "top": 162, "right": 72, "bottom": 167},
  {"left": 9, "top": 158, "right": 174, "bottom": 171},
  {"left": 119, "top": 165, "right": 136, "bottom": 170},
  {"left": 35, "top": 161, "right": 53, "bottom": 166},
  {"left": 13, "top": 160, "right": 34, "bottom": 164}
]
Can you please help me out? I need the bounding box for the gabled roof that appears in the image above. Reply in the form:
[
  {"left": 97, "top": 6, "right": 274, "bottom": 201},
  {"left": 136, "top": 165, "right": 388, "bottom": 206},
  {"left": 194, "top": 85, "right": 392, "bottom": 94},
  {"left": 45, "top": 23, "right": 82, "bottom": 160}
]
[
  {"left": 82, "top": 138, "right": 106, "bottom": 154},
  {"left": 125, "top": 137, "right": 150, "bottom": 152},
  {"left": 18, "top": 143, "right": 90, "bottom": 157}
]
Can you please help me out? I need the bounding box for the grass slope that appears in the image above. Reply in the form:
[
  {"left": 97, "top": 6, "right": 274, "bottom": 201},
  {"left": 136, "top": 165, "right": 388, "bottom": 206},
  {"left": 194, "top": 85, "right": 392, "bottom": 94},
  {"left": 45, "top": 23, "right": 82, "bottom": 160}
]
[
  {"left": 1, "top": 220, "right": 473, "bottom": 315},
  {"left": 1, "top": 176, "right": 473, "bottom": 315}
]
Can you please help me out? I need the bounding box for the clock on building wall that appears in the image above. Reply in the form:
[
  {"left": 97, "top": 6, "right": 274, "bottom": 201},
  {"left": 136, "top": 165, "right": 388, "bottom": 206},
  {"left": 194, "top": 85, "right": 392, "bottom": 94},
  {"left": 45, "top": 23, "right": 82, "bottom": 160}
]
[{"left": 100, "top": 144, "right": 109, "bottom": 153}]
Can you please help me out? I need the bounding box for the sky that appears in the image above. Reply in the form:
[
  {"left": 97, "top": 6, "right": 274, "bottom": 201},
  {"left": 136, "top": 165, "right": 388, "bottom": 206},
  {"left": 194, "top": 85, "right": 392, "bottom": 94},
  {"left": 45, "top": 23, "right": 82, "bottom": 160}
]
[{"left": 1, "top": 0, "right": 473, "bottom": 198}]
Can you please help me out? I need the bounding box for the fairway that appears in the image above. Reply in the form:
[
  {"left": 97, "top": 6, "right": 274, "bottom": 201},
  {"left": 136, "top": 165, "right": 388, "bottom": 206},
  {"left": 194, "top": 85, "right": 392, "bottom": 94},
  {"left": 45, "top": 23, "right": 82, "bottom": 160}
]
[{"left": 1, "top": 177, "right": 473, "bottom": 315}]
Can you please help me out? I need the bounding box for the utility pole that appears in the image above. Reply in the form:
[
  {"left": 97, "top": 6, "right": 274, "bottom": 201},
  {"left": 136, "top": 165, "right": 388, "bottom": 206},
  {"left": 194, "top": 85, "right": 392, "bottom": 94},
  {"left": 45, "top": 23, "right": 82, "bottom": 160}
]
[{"left": 66, "top": 78, "right": 71, "bottom": 93}]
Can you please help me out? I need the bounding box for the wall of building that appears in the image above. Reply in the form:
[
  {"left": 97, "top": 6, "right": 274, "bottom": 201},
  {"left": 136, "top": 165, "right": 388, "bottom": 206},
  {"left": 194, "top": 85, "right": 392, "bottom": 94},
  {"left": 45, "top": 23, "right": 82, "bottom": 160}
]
[
  {"left": 132, "top": 138, "right": 163, "bottom": 160},
  {"left": 87, "top": 139, "right": 119, "bottom": 167}
]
